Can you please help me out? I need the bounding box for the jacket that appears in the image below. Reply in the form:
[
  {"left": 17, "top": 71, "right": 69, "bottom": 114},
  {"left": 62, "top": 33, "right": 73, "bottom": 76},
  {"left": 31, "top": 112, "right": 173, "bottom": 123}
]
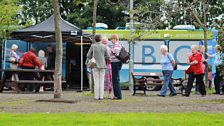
[
  {"left": 19, "top": 51, "right": 43, "bottom": 69},
  {"left": 189, "top": 52, "right": 204, "bottom": 75},
  {"left": 87, "top": 43, "right": 110, "bottom": 69}
]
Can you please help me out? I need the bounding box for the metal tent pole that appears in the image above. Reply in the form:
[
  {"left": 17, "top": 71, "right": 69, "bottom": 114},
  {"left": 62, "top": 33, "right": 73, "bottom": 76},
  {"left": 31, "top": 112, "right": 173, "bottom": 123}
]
[
  {"left": 3, "top": 39, "right": 7, "bottom": 69},
  {"left": 80, "top": 35, "right": 83, "bottom": 91}
]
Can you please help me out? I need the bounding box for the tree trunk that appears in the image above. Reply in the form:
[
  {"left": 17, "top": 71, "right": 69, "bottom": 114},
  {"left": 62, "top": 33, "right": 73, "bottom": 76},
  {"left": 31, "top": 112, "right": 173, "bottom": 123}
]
[
  {"left": 203, "top": 22, "right": 208, "bottom": 86},
  {"left": 203, "top": 2, "right": 208, "bottom": 86},
  {"left": 52, "top": 0, "right": 63, "bottom": 99},
  {"left": 90, "top": 0, "right": 98, "bottom": 93},
  {"left": 92, "top": 0, "right": 98, "bottom": 43},
  {"left": 129, "top": 0, "right": 134, "bottom": 92},
  {"left": 191, "top": 7, "right": 208, "bottom": 85}
]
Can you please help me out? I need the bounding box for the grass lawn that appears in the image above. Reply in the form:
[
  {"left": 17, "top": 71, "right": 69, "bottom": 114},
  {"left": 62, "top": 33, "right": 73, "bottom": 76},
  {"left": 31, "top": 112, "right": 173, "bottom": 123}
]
[{"left": 0, "top": 112, "right": 224, "bottom": 126}]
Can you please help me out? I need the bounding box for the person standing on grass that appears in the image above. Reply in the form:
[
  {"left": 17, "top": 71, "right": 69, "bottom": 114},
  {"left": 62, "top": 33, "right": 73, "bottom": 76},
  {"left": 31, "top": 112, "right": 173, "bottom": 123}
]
[
  {"left": 183, "top": 45, "right": 206, "bottom": 97},
  {"left": 87, "top": 35, "right": 110, "bottom": 100},
  {"left": 101, "top": 36, "right": 114, "bottom": 99},
  {"left": 110, "top": 34, "right": 123, "bottom": 100},
  {"left": 207, "top": 45, "right": 223, "bottom": 94},
  {"left": 157, "top": 45, "right": 176, "bottom": 97}
]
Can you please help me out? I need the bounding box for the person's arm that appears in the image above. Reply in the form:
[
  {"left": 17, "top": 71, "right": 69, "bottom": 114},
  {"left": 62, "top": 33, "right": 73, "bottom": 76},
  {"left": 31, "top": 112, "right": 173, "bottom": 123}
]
[
  {"left": 190, "top": 60, "right": 198, "bottom": 65},
  {"left": 191, "top": 53, "right": 202, "bottom": 65},
  {"left": 87, "top": 46, "right": 93, "bottom": 59},
  {"left": 105, "top": 47, "right": 110, "bottom": 60},
  {"left": 33, "top": 54, "right": 43, "bottom": 69},
  {"left": 207, "top": 53, "right": 215, "bottom": 58},
  {"left": 169, "top": 54, "right": 176, "bottom": 66}
]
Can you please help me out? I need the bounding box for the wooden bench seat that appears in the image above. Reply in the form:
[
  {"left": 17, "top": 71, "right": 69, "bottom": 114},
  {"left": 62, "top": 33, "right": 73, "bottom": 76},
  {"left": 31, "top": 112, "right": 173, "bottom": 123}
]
[
  {"left": 132, "top": 72, "right": 184, "bottom": 96},
  {"left": 0, "top": 69, "right": 66, "bottom": 93},
  {"left": 4, "top": 80, "right": 66, "bottom": 84}
]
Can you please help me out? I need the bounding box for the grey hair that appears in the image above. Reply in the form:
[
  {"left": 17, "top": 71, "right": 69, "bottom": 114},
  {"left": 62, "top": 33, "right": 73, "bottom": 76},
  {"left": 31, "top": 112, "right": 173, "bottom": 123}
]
[
  {"left": 38, "top": 50, "right": 45, "bottom": 57},
  {"left": 191, "top": 45, "right": 198, "bottom": 50},
  {"left": 215, "top": 45, "right": 220, "bottom": 48},
  {"left": 11, "top": 44, "right": 18, "bottom": 50},
  {"left": 160, "top": 45, "right": 168, "bottom": 52},
  {"left": 101, "top": 36, "right": 108, "bottom": 41}
]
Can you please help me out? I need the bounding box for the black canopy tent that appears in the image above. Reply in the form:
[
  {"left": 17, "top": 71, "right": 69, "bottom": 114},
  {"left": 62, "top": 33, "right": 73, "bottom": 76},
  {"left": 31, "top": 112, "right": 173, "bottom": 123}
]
[
  {"left": 11, "top": 15, "right": 91, "bottom": 42},
  {"left": 9, "top": 14, "right": 92, "bottom": 91}
]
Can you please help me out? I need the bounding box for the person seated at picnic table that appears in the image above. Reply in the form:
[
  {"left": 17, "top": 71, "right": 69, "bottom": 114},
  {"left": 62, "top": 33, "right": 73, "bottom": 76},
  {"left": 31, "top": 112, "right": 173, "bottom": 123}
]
[
  {"left": 37, "top": 50, "right": 47, "bottom": 92},
  {"left": 9, "top": 44, "right": 20, "bottom": 70},
  {"left": 157, "top": 45, "right": 177, "bottom": 97},
  {"left": 18, "top": 48, "right": 44, "bottom": 92},
  {"left": 46, "top": 44, "right": 56, "bottom": 70},
  {"left": 45, "top": 44, "right": 56, "bottom": 81},
  {"left": 8, "top": 44, "right": 20, "bottom": 90}
]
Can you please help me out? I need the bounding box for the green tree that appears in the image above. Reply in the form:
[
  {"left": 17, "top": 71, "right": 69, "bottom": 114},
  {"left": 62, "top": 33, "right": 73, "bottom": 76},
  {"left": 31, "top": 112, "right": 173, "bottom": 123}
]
[
  {"left": 215, "top": 20, "right": 224, "bottom": 80},
  {"left": 18, "top": 0, "right": 53, "bottom": 24},
  {"left": 0, "top": 0, "right": 20, "bottom": 39},
  {"left": 66, "top": 0, "right": 128, "bottom": 29}
]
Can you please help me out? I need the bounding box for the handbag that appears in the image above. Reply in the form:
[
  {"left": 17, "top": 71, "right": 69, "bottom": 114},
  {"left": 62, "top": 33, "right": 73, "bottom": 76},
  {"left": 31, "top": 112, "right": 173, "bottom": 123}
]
[
  {"left": 87, "top": 46, "right": 96, "bottom": 68},
  {"left": 167, "top": 53, "right": 177, "bottom": 70}
]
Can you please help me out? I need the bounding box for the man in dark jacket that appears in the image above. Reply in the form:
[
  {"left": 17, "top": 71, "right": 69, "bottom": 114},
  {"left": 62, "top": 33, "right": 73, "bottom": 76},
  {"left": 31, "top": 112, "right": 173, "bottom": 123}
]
[{"left": 47, "top": 44, "right": 56, "bottom": 70}]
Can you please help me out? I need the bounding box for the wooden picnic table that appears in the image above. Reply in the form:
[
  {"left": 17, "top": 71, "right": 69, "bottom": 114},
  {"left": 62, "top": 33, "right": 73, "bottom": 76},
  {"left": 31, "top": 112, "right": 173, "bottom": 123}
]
[
  {"left": 0, "top": 69, "right": 61, "bottom": 93},
  {"left": 131, "top": 72, "right": 184, "bottom": 96}
]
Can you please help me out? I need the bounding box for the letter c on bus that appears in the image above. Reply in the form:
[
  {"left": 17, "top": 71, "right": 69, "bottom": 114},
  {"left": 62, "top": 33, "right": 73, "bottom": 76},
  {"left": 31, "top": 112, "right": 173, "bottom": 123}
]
[{"left": 174, "top": 45, "right": 191, "bottom": 63}]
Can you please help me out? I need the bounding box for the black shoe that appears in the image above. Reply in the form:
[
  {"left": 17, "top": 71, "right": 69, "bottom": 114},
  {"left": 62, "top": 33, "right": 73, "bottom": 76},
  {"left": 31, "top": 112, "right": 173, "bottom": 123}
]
[
  {"left": 169, "top": 93, "right": 177, "bottom": 97},
  {"left": 182, "top": 93, "right": 190, "bottom": 97},
  {"left": 213, "top": 92, "right": 220, "bottom": 94},
  {"left": 201, "top": 94, "right": 206, "bottom": 97},
  {"left": 157, "top": 94, "right": 165, "bottom": 97}
]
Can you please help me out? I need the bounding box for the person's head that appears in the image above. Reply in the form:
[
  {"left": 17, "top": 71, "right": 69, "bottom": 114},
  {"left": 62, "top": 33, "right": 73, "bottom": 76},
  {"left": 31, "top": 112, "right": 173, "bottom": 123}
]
[
  {"left": 11, "top": 44, "right": 18, "bottom": 52},
  {"left": 197, "top": 45, "right": 205, "bottom": 53},
  {"left": 101, "top": 36, "right": 108, "bottom": 45},
  {"left": 215, "top": 45, "right": 220, "bottom": 53},
  {"left": 111, "top": 34, "right": 119, "bottom": 44},
  {"left": 94, "top": 34, "right": 102, "bottom": 43},
  {"left": 191, "top": 45, "right": 198, "bottom": 54},
  {"left": 47, "top": 44, "right": 53, "bottom": 53},
  {"left": 38, "top": 50, "right": 45, "bottom": 57},
  {"left": 160, "top": 45, "right": 168, "bottom": 55},
  {"left": 30, "top": 48, "right": 36, "bottom": 53}
]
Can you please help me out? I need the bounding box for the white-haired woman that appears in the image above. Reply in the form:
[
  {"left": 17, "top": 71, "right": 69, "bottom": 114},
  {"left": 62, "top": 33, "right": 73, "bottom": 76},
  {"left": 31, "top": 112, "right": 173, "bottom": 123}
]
[
  {"left": 9, "top": 44, "right": 20, "bottom": 88},
  {"left": 38, "top": 50, "right": 47, "bottom": 68},
  {"left": 9, "top": 44, "right": 20, "bottom": 69},
  {"left": 157, "top": 45, "right": 177, "bottom": 97},
  {"left": 207, "top": 45, "right": 223, "bottom": 94},
  {"left": 183, "top": 45, "right": 206, "bottom": 97},
  {"left": 101, "top": 36, "right": 114, "bottom": 99},
  {"left": 37, "top": 50, "right": 47, "bottom": 92}
]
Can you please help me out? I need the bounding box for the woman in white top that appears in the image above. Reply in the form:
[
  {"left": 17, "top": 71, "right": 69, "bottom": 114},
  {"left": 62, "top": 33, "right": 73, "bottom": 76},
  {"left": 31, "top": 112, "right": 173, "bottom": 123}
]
[{"left": 9, "top": 44, "right": 20, "bottom": 69}]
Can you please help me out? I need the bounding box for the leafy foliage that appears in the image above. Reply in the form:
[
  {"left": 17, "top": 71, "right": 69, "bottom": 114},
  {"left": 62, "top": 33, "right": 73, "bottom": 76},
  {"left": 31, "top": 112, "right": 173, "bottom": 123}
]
[
  {"left": 17, "top": 0, "right": 53, "bottom": 24},
  {"left": 216, "top": 20, "right": 224, "bottom": 79},
  {"left": 0, "top": 0, "right": 20, "bottom": 40}
]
